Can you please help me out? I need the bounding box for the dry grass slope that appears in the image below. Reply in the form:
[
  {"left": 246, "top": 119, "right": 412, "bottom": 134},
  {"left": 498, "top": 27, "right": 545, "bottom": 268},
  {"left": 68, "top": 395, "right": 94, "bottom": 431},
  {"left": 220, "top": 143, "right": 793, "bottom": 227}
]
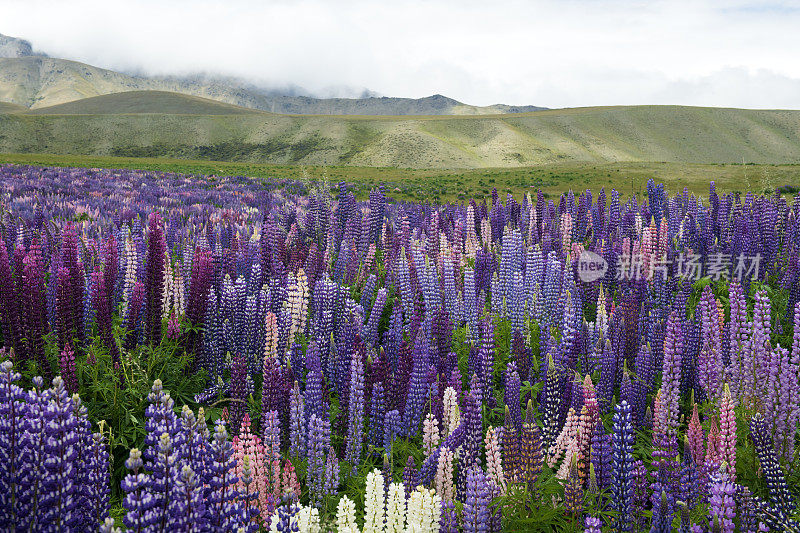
[
  {"left": 1, "top": 104, "right": 800, "bottom": 169},
  {"left": 26, "top": 91, "right": 265, "bottom": 115}
]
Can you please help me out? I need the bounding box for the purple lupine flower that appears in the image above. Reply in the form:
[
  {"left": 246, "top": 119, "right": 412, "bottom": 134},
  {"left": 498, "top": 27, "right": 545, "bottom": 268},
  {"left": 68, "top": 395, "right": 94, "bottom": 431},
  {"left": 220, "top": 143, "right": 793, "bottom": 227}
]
[
  {"left": 384, "top": 409, "right": 401, "bottom": 456},
  {"left": 610, "top": 400, "right": 634, "bottom": 533},
  {"left": 0, "top": 240, "right": 23, "bottom": 358},
  {"left": 122, "top": 448, "right": 157, "bottom": 531},
  {"left": 708, "top": 466, "right": 736, "bottom": 533},
  {"left": 59, "top": 224, "right": 85, "bottom": 349},
  {"left": 541, "top": 353, "right": 561, "bottom": 448},
  {"left": 170, "top": 465, "right": 207, "bottom": 532},
  {"left": 585, "top": 516, "right": 602, "bottom": 533},
  {"left": 369, "top": 382, "right": 385, "bottom": 451},
  {"left": 590, "top": 421, "right": 612, "bottom": 491},
  {"left": 661, "top": 312, "right": 683, "bottom": 432},
  {"left": 403, "top": 455, "right": 417, "bottom": 497},
  {"left": 229, "top": 352, "right": 248, "bottom": 437},
  {"left": 650, "top": 490, "right": 673, "bottom": 533},
  {"left": 632, "top": 343, "right": 654, "bottom": 426},
  {"left": 511, "top": 330, "right": 531, "bottom": 387},
  {"left": 478, "top": 317, "right": 495, "bottom": 408},
  {"left": 440, "top": 499, "right": 459, "bottom": 533},
  {"left": 679, "top": 442, "right": 699, "bottom": 511},
  {"left": 289, "top": 381, "right": 306, "bottom": 458},
  {"left": 145, "top": 213, "right": 167, "bottom": 346},
  {"left": 749, "top": 412, "right": 796, "bottom": 519},
  {"left": 306, "top": 413, "right": 328, "bottom": 505},
  {"left": 504, "top": 362, "right": 522, "bottom": 432},
  {"left": 402, "top": 333, "right": 429, "bottom": 436},
  {"left": 207, "top": 421, "right": 243, "bottom": 530},
  {"left": 0, "top": 361, "right": 24, "bottom": 528},
  {"left": 463, "top": 465, "right": 491, "bottom": 533},
  {"left": 22, "top": 240, "right": 49, "bottom": 378},
  {"left": 345, "top": 349, "right": 365, "bottom": 465},
  {"left": 83, "top": 430, "right": 111, "bottom": 530}
]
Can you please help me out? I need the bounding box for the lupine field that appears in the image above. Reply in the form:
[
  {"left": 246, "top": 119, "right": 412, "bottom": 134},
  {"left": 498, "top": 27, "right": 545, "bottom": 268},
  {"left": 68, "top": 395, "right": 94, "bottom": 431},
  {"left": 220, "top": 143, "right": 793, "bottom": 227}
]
[{"left": 1, "top": 163, "right": 799, "bottom": 532}]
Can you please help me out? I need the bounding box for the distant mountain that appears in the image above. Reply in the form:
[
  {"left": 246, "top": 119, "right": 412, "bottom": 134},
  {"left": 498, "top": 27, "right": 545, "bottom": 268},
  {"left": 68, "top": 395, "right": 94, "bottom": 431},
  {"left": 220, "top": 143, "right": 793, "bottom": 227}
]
[
  {"left": 0, "top": 32, "right": 547, "bottom": 115},
  {"left": 0, "top": 33, "right": 40, "bottom": 58}
]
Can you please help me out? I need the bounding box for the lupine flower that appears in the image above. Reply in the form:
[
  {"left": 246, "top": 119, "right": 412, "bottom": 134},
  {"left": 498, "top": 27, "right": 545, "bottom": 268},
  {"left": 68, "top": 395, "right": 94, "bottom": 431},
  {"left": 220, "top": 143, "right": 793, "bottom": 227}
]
[
  {"left": 363, "top": 469, "right": 387, "bottom": 533},
  {"left": 563, "top": 452, "right": 584, "bottom": 517},
  {"left": 718, "top": 384, "right": 736, "bottom": 480},
  {"left": 749, "top": 413, "right": 796, "bottom": 519},
  {"left": 464, "top": 465, "right": 491, "bottom": 533},
  {"left": 59, "top": 343, "right": 78, "bottom": 394},
  {"left": 485, "top": 426, "right": 506, "bottom": 493},
  {"left": 386, "top": 482, "right": 407, "bottom": 533},
  {"left": 423, "top": 412, "right": 441, "bottom": 458},
  {"left": 406, "top": 485, "right": 441, "bottom": 532},
  {"left": 610, "top": 400, "right": 634, "bottom": 533}
]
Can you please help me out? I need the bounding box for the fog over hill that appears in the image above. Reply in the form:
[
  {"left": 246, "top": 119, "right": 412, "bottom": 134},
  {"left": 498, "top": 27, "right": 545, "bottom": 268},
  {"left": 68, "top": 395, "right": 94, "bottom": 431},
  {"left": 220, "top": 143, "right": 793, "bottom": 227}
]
[{"left": 0, "top": 32, "right": 546, "bottom": 115}]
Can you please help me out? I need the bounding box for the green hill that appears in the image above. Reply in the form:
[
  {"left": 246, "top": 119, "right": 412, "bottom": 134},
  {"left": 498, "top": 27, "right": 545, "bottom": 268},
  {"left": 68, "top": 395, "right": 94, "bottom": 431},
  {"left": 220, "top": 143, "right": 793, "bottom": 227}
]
[
  {"left": 2, "top": 104, "right": 800, "bottom": 168},
  {"left": 27, "top": 91, "right": 265, "bottom": 115}
]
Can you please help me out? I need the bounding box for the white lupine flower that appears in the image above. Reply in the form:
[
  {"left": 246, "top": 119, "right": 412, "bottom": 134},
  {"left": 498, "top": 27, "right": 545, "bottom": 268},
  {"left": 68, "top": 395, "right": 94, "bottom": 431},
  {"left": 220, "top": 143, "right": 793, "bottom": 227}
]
[
  {"left": 121, "top": 233, "right": 137, "bottom": 317},
  {"left": 162, "top": 250, "right": 174, "bottom": 320},
  {"left": 363, "top": 469, "right": 386, "bottom": 533},
  {"left": 386, "top": 482, "right": 406, "bottom": 533},
  {"left": 285, "top": 269, "right": 309, "bottom": 347},
  {"left": 441, "top": 387, "right": 460, "bottom": 441},
  {"left": 336, "top": 495, "right": 360, "bottom": 533},
  {"left": 295, "top": 506, "right": 320, "bottom": 533},
  {"left": 172, "top": 263, "right": 185, "bottom": 316},
  {"left": 405, "top": 486, "right": 441, "bottom": 533}
]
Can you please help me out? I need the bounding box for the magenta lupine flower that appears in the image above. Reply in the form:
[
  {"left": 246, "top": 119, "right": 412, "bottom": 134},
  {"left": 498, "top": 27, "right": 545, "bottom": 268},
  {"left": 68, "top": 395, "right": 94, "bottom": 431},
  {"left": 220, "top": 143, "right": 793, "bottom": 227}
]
[
  {"left": 59, "top": 224, "right": 85, "bottom": 349},
  {"left": 59, "top": 343, "right": 78, "bottom": 394},
  {"left": 167, "top": 310, "right": 181, "bottom": 340},
  {"left": 0, "top": 239, "right": 23, "bottom": 358}
]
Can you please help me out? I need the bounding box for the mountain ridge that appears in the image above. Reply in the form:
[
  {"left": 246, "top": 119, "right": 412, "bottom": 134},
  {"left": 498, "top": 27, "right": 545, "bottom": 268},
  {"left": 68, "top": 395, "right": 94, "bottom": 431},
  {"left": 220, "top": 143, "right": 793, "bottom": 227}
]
[{"left": 0, "top": 32, "right": 546, "bottom": 115}]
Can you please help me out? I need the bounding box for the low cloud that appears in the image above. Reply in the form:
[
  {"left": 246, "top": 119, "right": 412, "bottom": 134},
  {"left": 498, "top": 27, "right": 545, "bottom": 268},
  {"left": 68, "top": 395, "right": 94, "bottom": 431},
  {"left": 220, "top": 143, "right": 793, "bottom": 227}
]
[{"left": 4, "top": 0, "right": 800, "bottom": 108}]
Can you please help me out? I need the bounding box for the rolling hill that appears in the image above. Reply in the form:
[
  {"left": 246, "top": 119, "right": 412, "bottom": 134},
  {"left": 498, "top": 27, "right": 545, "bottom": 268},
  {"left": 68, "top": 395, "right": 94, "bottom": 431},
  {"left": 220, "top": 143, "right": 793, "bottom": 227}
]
[
  {"left": 2, "top": 103, "right": 800, "bottom": 168},
  {"left": 26, "top": 91, "right": 265, "bottom": 115}
]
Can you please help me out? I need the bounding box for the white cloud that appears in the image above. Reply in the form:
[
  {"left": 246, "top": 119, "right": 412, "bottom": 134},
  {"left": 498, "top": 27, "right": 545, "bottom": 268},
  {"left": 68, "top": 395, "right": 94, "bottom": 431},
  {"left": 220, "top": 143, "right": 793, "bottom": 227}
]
[{"left": 3, "top": 0, "right": 800, "bottom": 108}]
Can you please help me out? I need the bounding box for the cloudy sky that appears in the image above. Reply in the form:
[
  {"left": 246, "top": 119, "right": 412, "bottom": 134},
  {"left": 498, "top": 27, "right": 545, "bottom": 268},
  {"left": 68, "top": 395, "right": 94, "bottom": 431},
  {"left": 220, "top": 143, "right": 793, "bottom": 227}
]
[{"left": 4, "top": 0, "right": 800, "bottom": 108}]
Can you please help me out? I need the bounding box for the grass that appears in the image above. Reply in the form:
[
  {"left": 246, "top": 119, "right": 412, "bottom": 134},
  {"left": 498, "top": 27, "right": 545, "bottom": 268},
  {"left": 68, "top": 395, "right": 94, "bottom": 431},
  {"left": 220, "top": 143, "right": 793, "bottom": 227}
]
[
  {"left": 1, "top": 152, "right": 798, "bottom": 203},
  {"left": 4, "top": 105, "right": 800, "bottom": 170}
]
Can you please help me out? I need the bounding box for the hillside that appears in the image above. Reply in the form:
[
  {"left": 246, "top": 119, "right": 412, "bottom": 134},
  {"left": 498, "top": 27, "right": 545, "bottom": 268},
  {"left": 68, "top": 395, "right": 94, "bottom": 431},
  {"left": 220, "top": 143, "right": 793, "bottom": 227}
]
[
  {"left": 27, "top": 91, "right": 265, "bottom": 115},
  {"left": 0, "top": 101, "right": 25, "bottom": 113},
  {"left": 2, "top": 105, "right": 800, "bottom": 168}
]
